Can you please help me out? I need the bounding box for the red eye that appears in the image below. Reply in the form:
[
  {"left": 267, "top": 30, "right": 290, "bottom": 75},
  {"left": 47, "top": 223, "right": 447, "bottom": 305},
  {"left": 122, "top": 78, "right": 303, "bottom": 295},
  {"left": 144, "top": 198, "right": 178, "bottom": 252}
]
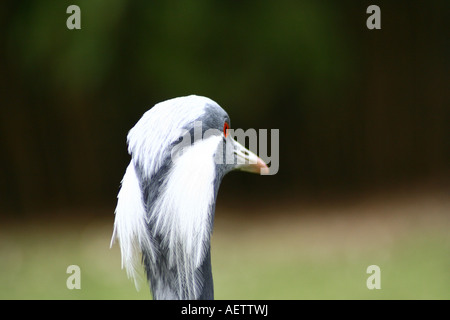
[{"left": 223, "top": 122, "right": 229, "bottom": 137}]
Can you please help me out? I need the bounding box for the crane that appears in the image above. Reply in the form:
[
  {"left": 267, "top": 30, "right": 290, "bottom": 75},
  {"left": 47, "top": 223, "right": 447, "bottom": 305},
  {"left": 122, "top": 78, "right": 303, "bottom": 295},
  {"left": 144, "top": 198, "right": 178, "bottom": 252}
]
[{"left": 111, "top": 95, "right": 268, "bottom": 299}]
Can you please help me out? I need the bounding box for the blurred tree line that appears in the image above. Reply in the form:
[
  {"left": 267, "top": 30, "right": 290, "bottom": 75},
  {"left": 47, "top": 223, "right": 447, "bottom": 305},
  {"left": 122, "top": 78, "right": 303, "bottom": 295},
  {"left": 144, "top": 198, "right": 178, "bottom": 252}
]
[{"left": 0, "top": 1, "right": 448, "bottom": 213}]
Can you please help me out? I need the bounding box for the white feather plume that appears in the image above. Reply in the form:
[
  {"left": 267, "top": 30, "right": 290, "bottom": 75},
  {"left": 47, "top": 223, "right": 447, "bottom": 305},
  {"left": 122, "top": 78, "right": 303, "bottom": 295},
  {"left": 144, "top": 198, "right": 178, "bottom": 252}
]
[{"left": 111, "top": 95, "right": 223, "bottom": 298}]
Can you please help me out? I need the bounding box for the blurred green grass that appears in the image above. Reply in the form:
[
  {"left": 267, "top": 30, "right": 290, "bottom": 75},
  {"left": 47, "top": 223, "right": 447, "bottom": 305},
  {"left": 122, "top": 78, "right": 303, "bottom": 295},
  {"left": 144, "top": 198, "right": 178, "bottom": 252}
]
[{"left": 1, "top": 193, "right": 449, "bottom": 299}]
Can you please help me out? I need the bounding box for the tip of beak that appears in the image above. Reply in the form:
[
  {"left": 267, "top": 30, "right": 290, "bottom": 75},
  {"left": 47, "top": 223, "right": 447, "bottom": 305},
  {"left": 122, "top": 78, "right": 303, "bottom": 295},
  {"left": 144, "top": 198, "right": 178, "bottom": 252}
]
[
  {"left": 257, "top": 157, "right": 270, "bottom": 175},
  {"left": 237, "top": 156, "right": 270, "bottom": 175}
]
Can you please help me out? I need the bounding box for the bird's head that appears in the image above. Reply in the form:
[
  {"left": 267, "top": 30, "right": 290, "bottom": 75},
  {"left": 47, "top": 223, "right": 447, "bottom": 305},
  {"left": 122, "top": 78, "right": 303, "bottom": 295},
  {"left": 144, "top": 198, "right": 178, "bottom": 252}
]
[{"left": 127, "top": 95, "right": 268, "bottom": 188}]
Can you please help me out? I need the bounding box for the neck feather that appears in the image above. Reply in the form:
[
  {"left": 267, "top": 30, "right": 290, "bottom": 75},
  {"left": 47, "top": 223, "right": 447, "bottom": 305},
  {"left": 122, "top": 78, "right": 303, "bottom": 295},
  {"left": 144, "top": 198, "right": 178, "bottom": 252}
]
[{"left": 144, "top": 135, "right": 222, "bottom": 299}]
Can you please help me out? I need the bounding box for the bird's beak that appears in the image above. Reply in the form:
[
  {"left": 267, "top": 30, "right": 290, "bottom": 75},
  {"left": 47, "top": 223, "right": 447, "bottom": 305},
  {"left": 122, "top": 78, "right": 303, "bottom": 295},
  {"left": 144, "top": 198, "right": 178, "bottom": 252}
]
[{"left": 232, "top": 139, "right": 269, "bottom": 175}]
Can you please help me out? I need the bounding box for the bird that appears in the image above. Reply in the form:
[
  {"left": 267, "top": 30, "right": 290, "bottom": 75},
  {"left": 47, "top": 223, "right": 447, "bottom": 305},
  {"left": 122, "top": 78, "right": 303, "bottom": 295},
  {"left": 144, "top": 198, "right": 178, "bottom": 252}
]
[{"left": 111, "top": 95, "right": 268, "bottom": 300}]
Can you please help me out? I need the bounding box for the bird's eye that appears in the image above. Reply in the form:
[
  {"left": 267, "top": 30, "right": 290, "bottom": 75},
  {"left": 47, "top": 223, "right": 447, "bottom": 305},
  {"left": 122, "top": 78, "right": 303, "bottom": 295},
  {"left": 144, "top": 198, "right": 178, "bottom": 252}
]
[{"left": 223, "top": 122, "right": 230, "bottom": 138}]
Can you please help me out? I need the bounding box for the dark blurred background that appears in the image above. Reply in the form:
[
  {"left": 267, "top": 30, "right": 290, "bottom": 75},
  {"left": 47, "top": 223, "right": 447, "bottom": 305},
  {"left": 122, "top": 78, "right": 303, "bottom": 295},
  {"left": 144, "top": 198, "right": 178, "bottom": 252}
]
[{"left": 1, "top": 0, "right": 448, "bottom": 215}]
